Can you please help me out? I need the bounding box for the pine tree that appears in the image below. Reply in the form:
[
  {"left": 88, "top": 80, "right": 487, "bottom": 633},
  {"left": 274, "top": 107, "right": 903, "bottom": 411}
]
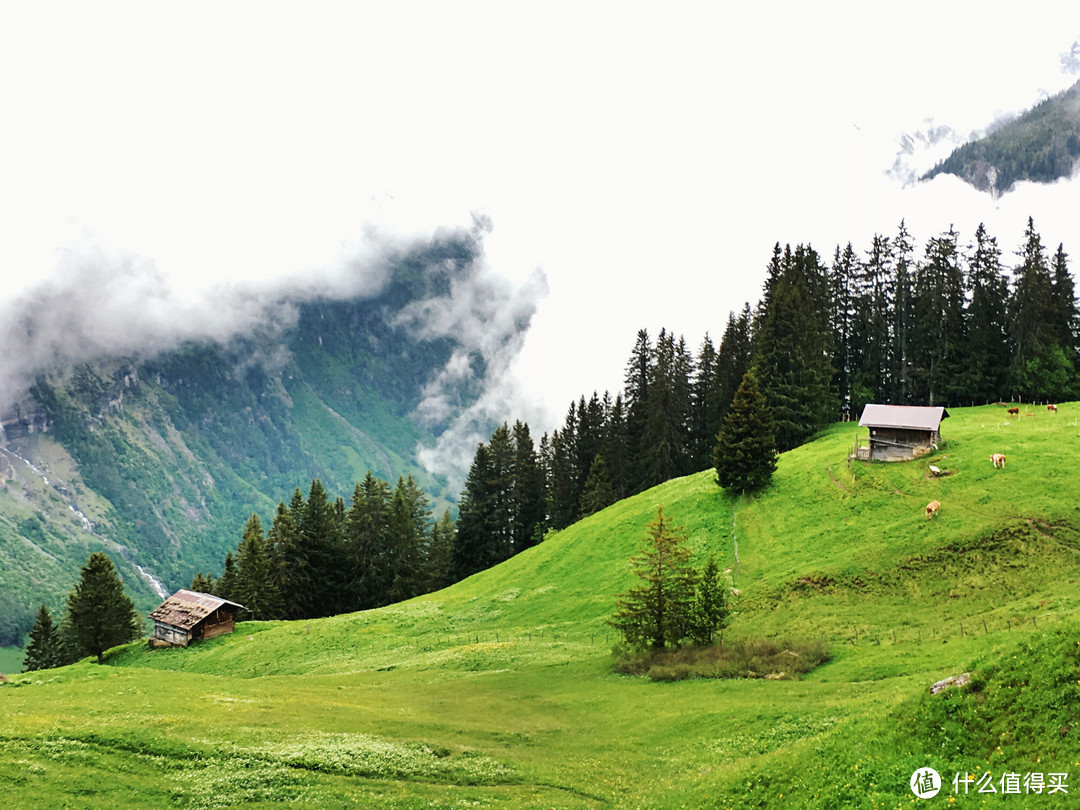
[
  {"left": 690, "top": 334, "right": 719, "bottom": 470},
  {"left": 424, "top": 509, "right": 455, "bottom": 592},
  {"left": 1050, "top": 243, "right": 1080, "bottom": 379},
  {"left": 23, "top": 604, "right": 64, "bottom": 671},
  {"left": 911, "top": 227, "right": 965, "bottom": 405},
  {"left": 65, "top": 552, "right": 141, "bottom": 664},
  {"left": 385, "top": 475, "right": 430, "bottom": 604},
  {"left": 608, "top": 506, "right": 699, "bottom": 651},
  {"left": 640, "top": 329, "right": 693, "bottom": 488},
  {"left": 689, "top": 555, "right": 731, "bottom": 647},
  {"left": 190, "top": 571, "right": 215, "bottom": 593},
  {"left": 453, "top": 442, "right": 496, "bottom": 580},
  {"left": 713, "top": 370, "right": 777, "bottom": 493},
  {"left": 829, "top": 243, "right": 858, "bottom": 418},
  {"left": 579, "top": 454, "right": 616, "bottom": 517},
  {"left": 962, "top": 223, "right": 1009, "bottom": 402},
  {"left": 266, "top": 500, "right": 303, "bottom": 618},
  {"left": 889, "top": 220, "right": 916, "bottom": 403},
  {"left": 751, "top": 244, "right": 836, "bottom": 450},
  {"left": 1008, "top": 218, "right": 1062, "bottom": 400},
  {"left": 215, "top": 552, "right": 238, "bottom": 602},
  {"left": 344, "top": 473, "right": 391, "bottom": 610},
  {"left": 233, "top": 514, "right": 281, "bottom": 620},
  {"left": 298, "top": 479, "right": 342, "bottom": 617},
  {"left": 510, "top": 420, "right": 545, "bottom": 551},
  {"left": 850, "top": 234, "right": 893, "bottom": 413},
  {"left": 714, "top": 305, "right": 753, "bottom": 427}
]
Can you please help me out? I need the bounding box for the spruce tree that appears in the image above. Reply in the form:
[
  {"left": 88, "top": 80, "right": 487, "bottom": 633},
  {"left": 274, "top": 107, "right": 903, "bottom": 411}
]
[
  {"left": 266, "top": 500, "right": 304, "bottom": 618},
  {"left": 424, "top": 509, "right": 455, "bottom": 592},
  {"left": 608, "top": 506, "right": 699, "bottom": 651},
  {"left": 344, "top": 473, "right": 391, "bottom": 610},
  {"left": 233, "top": 514, "right": 281, "bottom": 620},
  {"left": 689, "top": 555, "right": 731, "bottom": 647},
  {"left": 962, "top": 223, "right": 1009, "bottom": 402},
  {"left": 911, "top": 227, "right": 965, "bottom": 405},
  {"left": 751, "top": 244, "right": 837, "bottom": 451},
  {"left": 713, "top": 370, "right": 777, "bottom": 493},
  {"left": 65, "top": 552, "right": 141, "bottom": 664},
  {"left": 190, "top": 571, "right": 215, "bottom": 594},
  {"left": 24, "top": 604, "right": 64, "bottom": 671},
  {"left": 579, "top": 454, "right": 616, "bottom": 517},
  {"left": 1008, "top": 217, "right": 1058, "bottom": 400}
]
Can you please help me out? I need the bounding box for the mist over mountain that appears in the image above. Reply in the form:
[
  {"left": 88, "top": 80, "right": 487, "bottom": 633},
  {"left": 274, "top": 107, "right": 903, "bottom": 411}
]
[
  {"left": 921, "top": 79, "right": 1080, "bottom": 195},
  {"left": 0, "top": 227, "right": 545, "bottom": 647}
]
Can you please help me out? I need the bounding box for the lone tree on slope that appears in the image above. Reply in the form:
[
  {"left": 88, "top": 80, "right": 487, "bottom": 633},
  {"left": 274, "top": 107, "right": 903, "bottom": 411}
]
[
  {"left": 66, "top": 552, "right": 141, "bottom": 664},
  {"left": 713, "top": 370, "right": 778, "bottom": 494},
  {"left": 608, "top": 506, "right": 699, "bottom": 651}
]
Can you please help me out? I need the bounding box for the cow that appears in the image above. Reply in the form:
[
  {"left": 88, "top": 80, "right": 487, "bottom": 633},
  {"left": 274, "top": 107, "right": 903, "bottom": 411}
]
[
  {"left": 990, "top": 453, "right": 1006, "bottom": 469},
  {"left": 1048, "top": 403, "right": 1058, "bottom": 414},
  {"left": 1007, "top": 407, "right": 1019, "bottom": 416},
  {"left": 926, "top": 500, "right": 941, "bottom": 520}
]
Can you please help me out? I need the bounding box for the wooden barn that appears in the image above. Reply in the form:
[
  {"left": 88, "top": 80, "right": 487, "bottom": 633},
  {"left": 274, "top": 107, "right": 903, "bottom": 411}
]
[
  {"left": 149, "top": 589, "right": 244, "bottom": 648},
  {"left": 854, "top": 404, "right": 949, "bottom": 462}
]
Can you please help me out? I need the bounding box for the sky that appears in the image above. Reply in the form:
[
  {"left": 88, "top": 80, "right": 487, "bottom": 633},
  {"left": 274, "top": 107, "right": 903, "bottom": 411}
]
[{"left": 3, "top": 2, "right": 1080, "bottom": 460}]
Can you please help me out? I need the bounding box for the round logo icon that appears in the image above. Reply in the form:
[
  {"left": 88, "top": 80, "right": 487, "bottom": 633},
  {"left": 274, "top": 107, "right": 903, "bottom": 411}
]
[{"left": 910, "top": 767, "right": 942, "bottom": 799}]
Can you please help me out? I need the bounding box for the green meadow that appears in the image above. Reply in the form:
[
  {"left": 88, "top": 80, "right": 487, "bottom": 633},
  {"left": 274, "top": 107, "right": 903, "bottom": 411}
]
[{"left": 3, "top": 404, "right": 1080, "bottom": 808}]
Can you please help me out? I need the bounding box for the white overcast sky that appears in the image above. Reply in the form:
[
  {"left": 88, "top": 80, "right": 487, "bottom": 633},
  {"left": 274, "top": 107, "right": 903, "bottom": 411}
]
[{"left": 3, "top": 2, "right": 1080, "bottom": 434}]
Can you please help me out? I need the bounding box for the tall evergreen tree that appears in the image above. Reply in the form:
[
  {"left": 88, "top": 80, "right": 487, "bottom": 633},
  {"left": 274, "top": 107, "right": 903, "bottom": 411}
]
[
  {"left": 24, "top": 604, "right": 65, "bottom": 671},
  {"left": 689, "top": 555, "right": 731, "bottom": 647},
  {"left": 266, "top": 499, "right": 304, "bottom": 619},
  {"left": 623, "top": 328, "right": 654, "bottom": 493},
  {"left": 1008, "top": 217, "right": 1062, "bottom": 400},
  {"left": 233, "top": 514, "right": 281, "bottom": 620},
  {"left": 889, "top": 220, "right": 916, "bottom": 403},
  {"left": 343, "top": 473, "right": 391, "bottom": 610},
  {"left": 453, "top": 441, "right": 496, "bottom": 580},
  {"left": 714, "top": 304, "right": 754, "bottom": 427},
  {"left": 215, "top": 552, "right": 238, "bottom": 602},
  {"left": 640, "top": 329, "right": 693, "bottom": 487},
  {"left": 690, "top": 334, "right": 720, "bottom": 469},
  {"left": 424, "top": 509, "right": 455, "bottom": 592},
  {"left": 829, "top": 243, "right": 859, "bottom": 418},
  {"left": 579, "top": 454, "right": 616, "bottom": 517},
  {"left": 297, "top": 479, "right": 343, "bottom": 617},
  {"left": 608, "top": 506, "right": 699, "bottom": 651},
  {"left": 510, "top": 420, "right": 546, "bottom": 550},
  {"left": 65, "top": 552, "right": 141, "bottom": 664},
  {"left": 713, "top": 370, "right": 777, "bottom": 493},
  {"left": 961, "top": 223, "right": 1010, "bottom": 402},
  {"left": 1050, "top": 243, "right": 1079, "bottom": 377},
  {"left": 911, "top": 227, "right": 965, "bottom": 405},
  {"left": 850, "top": 234, "right": 893, "bottom": 413},
  {"left": 752, "top": 244, "right": 837, "bottom": 450}
]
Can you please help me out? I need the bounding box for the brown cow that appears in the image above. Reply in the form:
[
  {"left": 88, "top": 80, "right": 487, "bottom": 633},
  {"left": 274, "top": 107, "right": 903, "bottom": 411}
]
[
  {"left": 1048, "top": 403, "right": 1058, "bottom": 414},
  {"left": 990, "top": 453, "right": 1006, "bottom": 469},
  {"left": 925, "top": 500, "right": 941, "bottom": 519},
  {"left": 1007, "top": 407, "right": 1019, "bottom": 416}
]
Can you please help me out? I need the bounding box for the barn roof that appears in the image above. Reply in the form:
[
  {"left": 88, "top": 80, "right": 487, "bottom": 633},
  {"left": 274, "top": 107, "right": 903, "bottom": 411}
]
[
  {"left": 858, "top": 404, "right": 949, "bottom": 431},
  {"left": 148, "top": 589, "right": 244, "bottom": 631}
]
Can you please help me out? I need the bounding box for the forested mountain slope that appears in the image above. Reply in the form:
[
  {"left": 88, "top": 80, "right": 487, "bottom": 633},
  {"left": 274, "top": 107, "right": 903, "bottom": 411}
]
[
  {"left": 922, "top": 78, "right": 1080, "bottom": 194},
  {"left": 0, "top": 234, "right": 512, "bottom": 648}
]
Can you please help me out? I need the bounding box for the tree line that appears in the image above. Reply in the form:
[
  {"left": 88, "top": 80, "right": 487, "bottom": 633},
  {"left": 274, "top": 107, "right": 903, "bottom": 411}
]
[
  {"left": 453, "top": 217, "right": 1079, "bottom": 564},
  {"left": 193, "top": 216, "right": 1080, "bottom": 617},
  {"left": 192, "top": 474, "right": 455, "bottom": 620}
]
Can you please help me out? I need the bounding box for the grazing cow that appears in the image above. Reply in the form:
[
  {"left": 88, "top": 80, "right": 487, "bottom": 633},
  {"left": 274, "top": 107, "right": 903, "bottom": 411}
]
[
  {"left": 925, "top": 500, "right": 941, "bottom": 520},
  {"left": 990, "top": 453, "right": 1006, "bottom": 469},
  {"left": 1048, "top": 403, "right": 1058, "bottom": 414},
  {"left": 1007, "top": 407, "right": 1019, "bottom": 416}
]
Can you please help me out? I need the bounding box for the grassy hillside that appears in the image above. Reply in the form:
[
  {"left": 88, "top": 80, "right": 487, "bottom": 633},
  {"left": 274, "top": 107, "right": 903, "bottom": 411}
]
[{"left": 2, "top": 403, "right": 1079, "bottom": 807}]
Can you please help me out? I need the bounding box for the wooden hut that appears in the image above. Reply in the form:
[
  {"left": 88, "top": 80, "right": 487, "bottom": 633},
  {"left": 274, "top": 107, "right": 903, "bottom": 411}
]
[
  {"left": 855, "top": 404, "right": 948, "bottom": 462},
  {"left": 149, "top": 589, "right": 244, "bottom": 647}
]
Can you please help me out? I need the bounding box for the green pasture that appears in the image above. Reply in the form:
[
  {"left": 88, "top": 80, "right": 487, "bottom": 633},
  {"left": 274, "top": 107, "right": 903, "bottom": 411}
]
[{"left": 3, "top": 403, "right": 1080, "bottom": 807}]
